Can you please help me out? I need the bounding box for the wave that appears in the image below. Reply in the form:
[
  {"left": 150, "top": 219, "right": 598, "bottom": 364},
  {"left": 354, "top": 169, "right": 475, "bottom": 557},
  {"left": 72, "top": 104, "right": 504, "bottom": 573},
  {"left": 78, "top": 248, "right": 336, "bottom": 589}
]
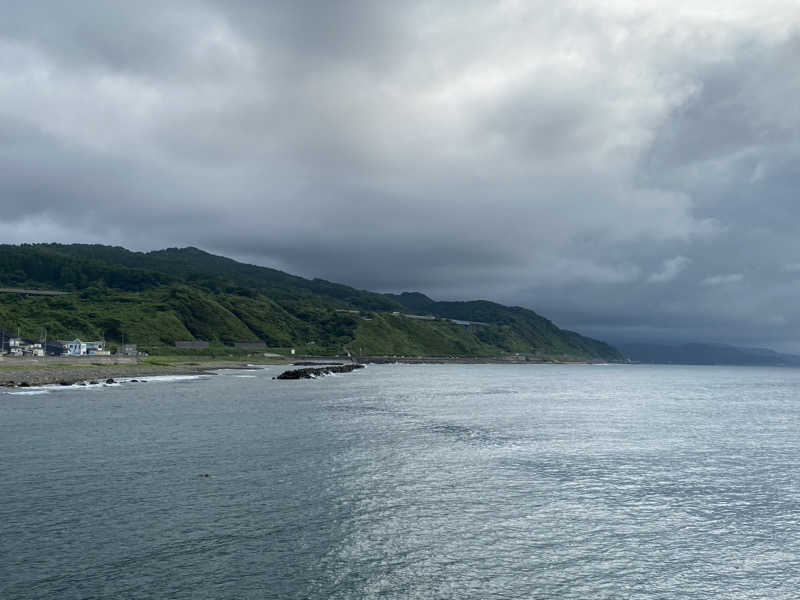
[
  {"left": 2, "top": 374, "right": 209, "bottom": 396},
  {"left": 118, "top": 375, "right": 208, "bottom": 384},
  {"left": 5, "top": 382, "right": 115, "bottom": 395}
]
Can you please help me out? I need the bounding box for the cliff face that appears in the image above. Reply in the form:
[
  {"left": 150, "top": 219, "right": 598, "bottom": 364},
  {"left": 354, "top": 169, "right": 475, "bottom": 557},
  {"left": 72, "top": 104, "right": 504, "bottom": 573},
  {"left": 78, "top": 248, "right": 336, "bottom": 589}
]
[{"left": 0, "top": 244, "right": 622, "bottom": 360}]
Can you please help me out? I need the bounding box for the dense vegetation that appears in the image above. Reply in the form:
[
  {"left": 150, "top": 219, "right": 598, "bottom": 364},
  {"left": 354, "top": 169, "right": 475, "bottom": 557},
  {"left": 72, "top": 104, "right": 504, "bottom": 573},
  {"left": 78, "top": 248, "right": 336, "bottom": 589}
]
[
  {"left": 385, "top": 293, "right": 621, "bottom": 360},
  {"left": 0, "top": 244, "right": 622, "bottom": 360}
]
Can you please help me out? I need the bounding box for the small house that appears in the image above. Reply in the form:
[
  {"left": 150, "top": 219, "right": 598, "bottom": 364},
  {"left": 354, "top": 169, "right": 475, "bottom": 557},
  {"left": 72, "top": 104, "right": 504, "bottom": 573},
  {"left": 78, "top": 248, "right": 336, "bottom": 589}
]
[
  {"left": 119, "top": 344, "right": 138, "bottom": 356},
  {"left": 65, "top": 339, "right": 88, "bottom": 356},
  {"left": 86, "top": 341, "right": 108, "bottom": 356},
  {"left": 25, "top": 343, "right": 44, "bottom": 357}
]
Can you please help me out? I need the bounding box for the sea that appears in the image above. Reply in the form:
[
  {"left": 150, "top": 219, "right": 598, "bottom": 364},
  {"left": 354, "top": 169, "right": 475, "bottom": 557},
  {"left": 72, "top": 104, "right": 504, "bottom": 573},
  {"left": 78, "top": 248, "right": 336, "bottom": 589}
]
[{"left": 2, "top": 363, "right": 800, "bottom": 599}]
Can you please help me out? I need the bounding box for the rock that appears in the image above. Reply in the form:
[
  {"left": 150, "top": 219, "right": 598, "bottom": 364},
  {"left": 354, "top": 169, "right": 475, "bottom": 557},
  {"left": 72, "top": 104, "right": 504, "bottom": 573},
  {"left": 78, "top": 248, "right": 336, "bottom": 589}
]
[
  {"left": 59, "top": 381, "right": 71, "bottom": 386},
  {"left": 17, "top": 382, "right": 30, "bottom": 387},
  {"left": 106, "top": 378, "right": 116, "bottom": 384},
  {"left": 89, "top": 380, "right": 99, "bottom": 385},
  {"left": 276, "top": 364, "right": 365, "bottom": 380},
  {"left": 292, "top": 361, "right": 345, "bottom": 366}
]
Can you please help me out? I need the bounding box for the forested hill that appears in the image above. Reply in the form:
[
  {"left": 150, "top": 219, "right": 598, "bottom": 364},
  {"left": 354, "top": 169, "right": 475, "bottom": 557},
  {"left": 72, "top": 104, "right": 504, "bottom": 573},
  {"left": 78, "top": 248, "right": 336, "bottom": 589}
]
[
  {"left": 0, "top": 244, "right": 622, "bottom": 361},
  {"left": 385, "top": 292, "right": 621, "bottom": 361}
]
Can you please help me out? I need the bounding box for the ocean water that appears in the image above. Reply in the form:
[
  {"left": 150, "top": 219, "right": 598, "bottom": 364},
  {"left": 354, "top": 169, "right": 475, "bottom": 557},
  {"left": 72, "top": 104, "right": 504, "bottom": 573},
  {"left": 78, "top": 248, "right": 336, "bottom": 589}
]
[{"left": 2, "top": 363, "right": 800, "bottom": 599}]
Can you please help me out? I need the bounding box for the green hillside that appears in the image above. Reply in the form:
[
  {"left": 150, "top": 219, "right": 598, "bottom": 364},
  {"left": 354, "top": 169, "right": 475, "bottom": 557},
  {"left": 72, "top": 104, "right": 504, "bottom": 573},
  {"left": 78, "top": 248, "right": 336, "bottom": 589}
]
[
  {"left": 385, "top": 293, "right": 620, "bottom": 360},
  {"left": 0, "top": 244, "right": 622, "bottom": 361}
]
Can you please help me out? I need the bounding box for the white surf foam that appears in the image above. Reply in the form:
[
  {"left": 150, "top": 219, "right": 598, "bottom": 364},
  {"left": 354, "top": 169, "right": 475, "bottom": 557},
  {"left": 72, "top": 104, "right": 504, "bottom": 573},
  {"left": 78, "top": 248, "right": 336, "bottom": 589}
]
[
  {"left": 117, "top": 374, "right": 208, "bottom": 384},
  {"left": 2, "top": 374, "right": 207, "bottom": 396}
]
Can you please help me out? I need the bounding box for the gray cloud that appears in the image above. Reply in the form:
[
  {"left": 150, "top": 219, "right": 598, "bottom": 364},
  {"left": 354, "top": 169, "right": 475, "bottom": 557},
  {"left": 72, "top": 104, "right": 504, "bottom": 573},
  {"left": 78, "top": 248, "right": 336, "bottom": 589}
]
[
  {"left": 2, "top": 1, "right": 800, "bottom": 349},
  {"left": 701, "top": 273, "right": 745, "bottom": 286},
  {"left": 647, "top": 256, "right": 691, "bottom": 283}
]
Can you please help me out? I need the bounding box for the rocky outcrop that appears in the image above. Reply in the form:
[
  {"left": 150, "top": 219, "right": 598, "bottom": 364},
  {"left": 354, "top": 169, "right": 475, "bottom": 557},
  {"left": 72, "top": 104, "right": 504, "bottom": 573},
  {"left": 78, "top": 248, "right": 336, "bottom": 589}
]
[{"left": 275, "top": 364, "right": 364, "bottom": 380}]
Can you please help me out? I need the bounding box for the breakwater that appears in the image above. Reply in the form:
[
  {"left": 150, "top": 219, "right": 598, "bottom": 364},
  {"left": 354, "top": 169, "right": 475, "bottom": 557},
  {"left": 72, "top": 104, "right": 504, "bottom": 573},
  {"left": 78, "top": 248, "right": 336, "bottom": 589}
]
[{"left": 276, "top": 364, "right": 364, "bottom": 379}]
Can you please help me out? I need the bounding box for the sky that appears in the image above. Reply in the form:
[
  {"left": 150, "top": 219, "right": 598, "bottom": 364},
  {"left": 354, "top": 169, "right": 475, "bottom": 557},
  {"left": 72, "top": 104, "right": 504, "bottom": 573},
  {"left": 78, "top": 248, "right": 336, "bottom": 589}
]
[{"left": 1, "top": 1, "right": 799, "bottom": 349}]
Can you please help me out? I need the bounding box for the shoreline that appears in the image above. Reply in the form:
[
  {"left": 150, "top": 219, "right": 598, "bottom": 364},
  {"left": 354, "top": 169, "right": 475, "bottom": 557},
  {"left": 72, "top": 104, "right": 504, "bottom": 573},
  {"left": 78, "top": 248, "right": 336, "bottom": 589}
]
[
  {"left": 355, "top": 356, "right": 610, "bottom": 365},
  {"left": 0, "top": 358, "right": 286, "bottom": 388},
  {"left": 0, "top": 355, "right": 617, "bottom": 388}
]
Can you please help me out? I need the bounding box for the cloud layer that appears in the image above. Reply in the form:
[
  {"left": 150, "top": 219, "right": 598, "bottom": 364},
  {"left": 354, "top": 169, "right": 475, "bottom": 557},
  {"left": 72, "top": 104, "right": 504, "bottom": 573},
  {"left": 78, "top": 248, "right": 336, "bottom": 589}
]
[{"left": 2, "top": 1, "right": 800, "bottom": 349}]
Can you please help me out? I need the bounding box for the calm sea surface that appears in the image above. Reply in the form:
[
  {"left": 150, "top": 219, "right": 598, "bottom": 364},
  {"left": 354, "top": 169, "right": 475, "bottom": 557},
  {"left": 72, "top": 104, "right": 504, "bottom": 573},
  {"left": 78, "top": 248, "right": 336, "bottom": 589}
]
[{"left": 2, "top": 364, "right": 800, "bottom": 599}]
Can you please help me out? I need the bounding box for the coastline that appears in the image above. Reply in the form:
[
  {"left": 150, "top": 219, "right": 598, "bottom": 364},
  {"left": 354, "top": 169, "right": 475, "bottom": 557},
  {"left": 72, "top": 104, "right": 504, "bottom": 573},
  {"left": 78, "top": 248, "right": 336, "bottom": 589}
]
[
  {"left": 0, "top": 357, "right": 288, "bottom": 388},
  {"left": 355, "top": 355, "right": 608, "bottom": 365},
  {"left": 0, "top": 354, "right": 615, "bottom": 388}
]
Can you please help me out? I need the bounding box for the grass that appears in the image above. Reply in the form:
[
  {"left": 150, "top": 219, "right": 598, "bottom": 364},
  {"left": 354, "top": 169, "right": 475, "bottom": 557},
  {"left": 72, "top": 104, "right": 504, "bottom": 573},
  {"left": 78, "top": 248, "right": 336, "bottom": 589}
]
[
  {"left": 139, "top": 354, "right": 288, "bottom": 367},
  {"left": 0, "top": 243, "right": 623, "bottom": 362}
]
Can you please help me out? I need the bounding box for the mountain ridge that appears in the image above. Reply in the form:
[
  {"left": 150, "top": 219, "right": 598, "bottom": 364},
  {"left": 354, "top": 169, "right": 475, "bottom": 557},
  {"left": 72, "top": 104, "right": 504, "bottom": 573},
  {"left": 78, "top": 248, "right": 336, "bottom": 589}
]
[
  {"left": 0, "top": 243, "right": 622, "bottom": 361},
  {"left": 615, "top": 341, "right": 800, "bottom": 366}
]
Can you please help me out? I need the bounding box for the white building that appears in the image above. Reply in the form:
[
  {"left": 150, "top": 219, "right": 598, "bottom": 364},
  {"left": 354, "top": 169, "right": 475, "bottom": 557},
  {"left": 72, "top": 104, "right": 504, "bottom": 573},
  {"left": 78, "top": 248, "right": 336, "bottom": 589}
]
[
  {"left": 26, "top": 343, "right": 44, "bottom": 357},
  {"left": 62, "top": 339, "right": 108, "bottom": 356},
  {"left": 65, "top": 339, "right": 87, "bottom": 356},
  {"left": 3, "top": 338, "right": 45, "bottom": 357}
]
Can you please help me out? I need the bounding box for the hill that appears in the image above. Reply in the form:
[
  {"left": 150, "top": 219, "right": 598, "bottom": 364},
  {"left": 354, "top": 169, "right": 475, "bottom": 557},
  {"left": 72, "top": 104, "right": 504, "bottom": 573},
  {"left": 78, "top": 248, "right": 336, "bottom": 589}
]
[
  {"left": 616, "top": 341, "right": 800, "bottom": 366},
  {"left": 0, "top": 244, "right": 622, "bottom": 361},
  {"left": 385, "top": 292, "right": 620, "bottom": 361}
]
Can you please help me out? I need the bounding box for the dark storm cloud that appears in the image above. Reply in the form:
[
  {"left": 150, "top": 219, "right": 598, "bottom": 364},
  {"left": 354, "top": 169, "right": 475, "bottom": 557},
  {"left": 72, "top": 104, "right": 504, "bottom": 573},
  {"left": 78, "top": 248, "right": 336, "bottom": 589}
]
[{"left": 2, "top": 1, "right": 800, "bottom": 349}]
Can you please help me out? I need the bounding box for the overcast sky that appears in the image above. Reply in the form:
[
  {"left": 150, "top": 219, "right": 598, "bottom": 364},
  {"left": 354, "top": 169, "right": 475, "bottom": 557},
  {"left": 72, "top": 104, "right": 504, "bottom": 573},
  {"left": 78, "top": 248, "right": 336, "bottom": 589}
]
[{"left": 2, "top": 1, "right": 800, "bottom": 349}]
